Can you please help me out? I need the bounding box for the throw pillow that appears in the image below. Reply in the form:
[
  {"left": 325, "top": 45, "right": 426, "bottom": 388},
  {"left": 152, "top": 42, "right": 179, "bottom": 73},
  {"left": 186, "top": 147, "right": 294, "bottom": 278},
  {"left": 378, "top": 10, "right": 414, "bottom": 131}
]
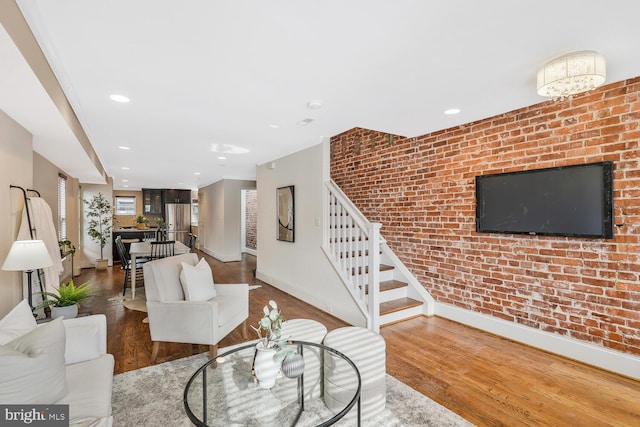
[
  {"left": 0, "top": 299, "right": 37, "bottom": 344},
  {"left": 0, "top": 317, "right": 67, "bottom": 404},
  {"left": 179, "top": 258, "right": 217, "bottom": 301}
]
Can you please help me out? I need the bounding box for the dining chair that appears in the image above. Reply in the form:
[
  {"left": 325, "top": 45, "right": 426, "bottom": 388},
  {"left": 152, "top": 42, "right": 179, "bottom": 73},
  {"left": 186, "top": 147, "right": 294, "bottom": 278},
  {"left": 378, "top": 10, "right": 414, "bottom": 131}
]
[
  {"left": 155, "top": 228, "right": 167, "bottom": 241},
  {"left": 115, "top": 235, "right": 147, "bottom": 295},
  {"left": 186, "top": 233, "right": 197, "bottom": 252},
  {"left": 149, "top": 240, "right": 175, "bottom": 260}
]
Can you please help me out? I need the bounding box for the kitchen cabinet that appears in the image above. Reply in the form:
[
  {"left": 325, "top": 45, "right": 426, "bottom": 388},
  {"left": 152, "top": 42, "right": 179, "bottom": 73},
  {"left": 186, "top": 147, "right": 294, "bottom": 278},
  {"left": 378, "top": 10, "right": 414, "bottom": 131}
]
[
  {"left": 143, "top": 189, "right": 162, "bottom": 214},
  {"left": 163, "top": 189, "right": 191, "bottom": 204}
]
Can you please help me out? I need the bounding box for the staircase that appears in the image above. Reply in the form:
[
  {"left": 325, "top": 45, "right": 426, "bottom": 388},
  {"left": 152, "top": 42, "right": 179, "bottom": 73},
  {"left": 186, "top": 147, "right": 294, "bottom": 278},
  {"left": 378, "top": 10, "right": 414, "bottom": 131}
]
[{"left": 323, "top": 180, "right": 434, "bottom": 332}]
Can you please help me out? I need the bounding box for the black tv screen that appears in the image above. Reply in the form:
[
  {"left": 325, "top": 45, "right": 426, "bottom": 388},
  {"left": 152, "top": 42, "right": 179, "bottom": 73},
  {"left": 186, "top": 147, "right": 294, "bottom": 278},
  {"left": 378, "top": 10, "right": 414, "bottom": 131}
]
[{"left": 475, "top": 161, "right": 614, "bottom": 239}]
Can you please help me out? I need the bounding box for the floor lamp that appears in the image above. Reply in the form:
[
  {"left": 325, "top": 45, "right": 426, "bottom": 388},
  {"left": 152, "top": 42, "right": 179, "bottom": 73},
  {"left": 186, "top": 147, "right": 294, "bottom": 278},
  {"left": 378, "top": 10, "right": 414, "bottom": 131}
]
[{"left": 2, "top": 239, "right": 53, "bottom": 312}]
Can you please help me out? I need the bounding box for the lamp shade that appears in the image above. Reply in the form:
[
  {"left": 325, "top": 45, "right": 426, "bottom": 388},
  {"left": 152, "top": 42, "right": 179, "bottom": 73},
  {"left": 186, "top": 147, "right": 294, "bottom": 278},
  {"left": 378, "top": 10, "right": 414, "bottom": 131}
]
[
  {"left": 2, "top": 240, "right": 53, "bottom": 271},
  {"left": 537, "top": 50, "right": 606, "bottom": 100}
]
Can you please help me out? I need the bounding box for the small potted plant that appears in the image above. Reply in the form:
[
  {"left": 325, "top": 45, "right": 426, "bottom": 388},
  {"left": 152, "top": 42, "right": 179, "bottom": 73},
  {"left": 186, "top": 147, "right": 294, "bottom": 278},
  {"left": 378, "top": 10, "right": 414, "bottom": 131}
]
[
  {"left": 37, "top": 279, "right": 93, "bottom": 319},
  {"left": 135, "top": 215, "right": 149, "bottom": 230},
  {"left": 84, "top": 193, "right": 112, "bottom": 270}
]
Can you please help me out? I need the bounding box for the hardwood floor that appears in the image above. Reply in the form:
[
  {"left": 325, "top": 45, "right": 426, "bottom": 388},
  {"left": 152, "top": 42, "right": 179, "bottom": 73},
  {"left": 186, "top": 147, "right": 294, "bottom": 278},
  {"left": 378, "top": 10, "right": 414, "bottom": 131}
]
[{"left": 79, "top": 252, "right": 640, "bottom": 426}]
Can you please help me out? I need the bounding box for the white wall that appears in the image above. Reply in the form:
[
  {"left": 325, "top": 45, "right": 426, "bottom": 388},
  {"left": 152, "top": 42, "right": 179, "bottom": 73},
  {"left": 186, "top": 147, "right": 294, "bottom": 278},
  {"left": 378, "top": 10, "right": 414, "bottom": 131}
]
[
  {"left": 0, "top": 109, "right": 33, "bottom": 316},
  {"left": 199, "top": 179, "right": 256, "bottom": 262},
  {"left": 256, "top": 141, "right": 365, "bottom": 327},
  {"left": 80, "top": 182, "right": 113, "bottom": 268}
]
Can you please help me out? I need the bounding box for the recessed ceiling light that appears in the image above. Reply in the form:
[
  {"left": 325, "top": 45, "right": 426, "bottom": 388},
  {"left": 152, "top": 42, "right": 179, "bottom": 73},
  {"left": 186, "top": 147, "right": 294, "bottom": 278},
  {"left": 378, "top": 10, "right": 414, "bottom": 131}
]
[
  {"left": 297, "top": 118, "right": 314, "bottom": 126},
  {"left": 269, "top": 123, "right": 280, "bottom": 129},
  {"left": 121, "top": 179, "right": 128, "bottom": 182},
  {"left": 123, "top": 185, "right": 129, "bottom": 188},
  {"left": 110, "top": 94, "right": 130, "bottom": 103},
  {"left": 121, "top": 166, "right": 130, "bottom": 170},
  {"left": 307, "top": 100, "right": 322, "bottom": 109},
  {"left": 217, "top": 156, "right": 227, "bottom": 160},
  {"left": 194, "top": 172, "right": 200, "bottom": 175},
  {"left": 118, "top": 146, "right": 130, "bottom": 150},
  {"left": 444, "top": 108, "right": 461, "bottom": 115}
]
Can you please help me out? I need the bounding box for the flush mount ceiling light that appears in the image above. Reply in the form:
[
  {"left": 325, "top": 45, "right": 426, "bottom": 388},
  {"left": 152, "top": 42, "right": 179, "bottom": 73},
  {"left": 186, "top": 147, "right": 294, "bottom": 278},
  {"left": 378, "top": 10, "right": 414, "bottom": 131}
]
[
  {"left": 297, "top": 118, "right": 314, "bottom": 126},
  {"left": 306, "top": 100, "right": 322, "bottom": 109},
  {"left": 537, "top": 51, "right": 606, "bottom": 101},
  {"left": 109, "top": 94, "right": 130, "bottom": 103},
  {"left": 444, "top": 108, "right": 461, "bottom": 115},
  {"left": 118, "top": 146, "right": 130, "bottom": 150}
]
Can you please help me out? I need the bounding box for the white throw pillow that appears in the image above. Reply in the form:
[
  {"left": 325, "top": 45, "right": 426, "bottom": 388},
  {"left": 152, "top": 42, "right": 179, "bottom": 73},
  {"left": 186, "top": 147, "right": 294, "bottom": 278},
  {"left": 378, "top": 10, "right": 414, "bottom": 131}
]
[
  {"left": 0, "top": 299, "right": 37, "bottom": 344},
  {"left": 0, "top": 317, "right": 67, "bottom": 404},
  {"left": 179, "top": 258, "right": 217, "bottom": 301}
]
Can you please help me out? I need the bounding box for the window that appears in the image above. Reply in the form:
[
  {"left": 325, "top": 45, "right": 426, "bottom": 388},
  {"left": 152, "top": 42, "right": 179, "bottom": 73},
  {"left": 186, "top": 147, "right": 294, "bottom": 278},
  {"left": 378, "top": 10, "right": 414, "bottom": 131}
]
[
  {"left": 57, "top": 174, "right": 67, "bottom": 240},
  {"left": 115, "top": 196, "right": 136, "bottom": 215}
]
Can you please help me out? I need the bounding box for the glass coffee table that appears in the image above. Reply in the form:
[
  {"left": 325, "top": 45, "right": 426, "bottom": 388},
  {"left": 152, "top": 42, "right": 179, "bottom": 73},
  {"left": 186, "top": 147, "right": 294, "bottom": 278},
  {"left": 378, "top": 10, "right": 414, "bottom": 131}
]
[{"left": 184, "top": 341, "right": 361, "bottom": 426}]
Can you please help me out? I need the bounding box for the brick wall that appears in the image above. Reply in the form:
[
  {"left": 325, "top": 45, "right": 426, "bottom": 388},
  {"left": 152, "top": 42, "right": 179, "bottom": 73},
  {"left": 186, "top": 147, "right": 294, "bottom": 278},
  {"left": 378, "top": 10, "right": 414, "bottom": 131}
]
[
  {"left": 330, "top": 77, "right": 640, "bottom": 356},
  {"left": 245, "top": 189, "right": 257, "bottom": 250}
]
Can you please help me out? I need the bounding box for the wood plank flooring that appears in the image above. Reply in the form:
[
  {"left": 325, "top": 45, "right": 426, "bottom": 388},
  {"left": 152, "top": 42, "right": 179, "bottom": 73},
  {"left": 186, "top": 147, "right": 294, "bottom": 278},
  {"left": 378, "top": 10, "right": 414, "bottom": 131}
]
[{"left": 78, "top": 252, "right": 640, "bottom": 426}]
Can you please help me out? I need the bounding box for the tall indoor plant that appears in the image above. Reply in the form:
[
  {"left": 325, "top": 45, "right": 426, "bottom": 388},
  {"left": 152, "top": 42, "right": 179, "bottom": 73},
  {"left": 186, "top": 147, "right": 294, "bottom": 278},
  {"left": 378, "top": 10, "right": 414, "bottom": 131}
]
[{"left": 84, "top": 192, "right": 113, "bottom": 270}]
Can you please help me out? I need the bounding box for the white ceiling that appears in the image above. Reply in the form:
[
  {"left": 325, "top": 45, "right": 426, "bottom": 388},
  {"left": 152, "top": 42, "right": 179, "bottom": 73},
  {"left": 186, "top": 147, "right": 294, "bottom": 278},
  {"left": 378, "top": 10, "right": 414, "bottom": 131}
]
[{"left": 3, "top": 0, "right": 640, "bottom": 190}]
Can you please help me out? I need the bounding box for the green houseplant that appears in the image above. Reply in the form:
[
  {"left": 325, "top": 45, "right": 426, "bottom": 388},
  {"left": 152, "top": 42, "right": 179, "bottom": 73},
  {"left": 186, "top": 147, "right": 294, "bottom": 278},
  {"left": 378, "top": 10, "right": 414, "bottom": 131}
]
[
  {"left": 37, "top": 279, "right": 93, "bottom": 319},
  {"left": 135, "top": 215, "right": 148, "bottom": 230},
  {"left": 85, "top": 192, "right": 113, "bottom": 270}
]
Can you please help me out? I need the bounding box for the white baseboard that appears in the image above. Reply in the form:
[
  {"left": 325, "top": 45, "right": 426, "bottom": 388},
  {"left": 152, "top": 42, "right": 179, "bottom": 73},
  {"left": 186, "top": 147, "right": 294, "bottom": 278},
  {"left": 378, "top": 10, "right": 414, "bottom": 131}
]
[
  {"left": 243, "top": 248, "right": 257, "bottom": 256},
  {"left": 435, "top": 302, "right": 640, "bottom": 380},
  {"left": 200, "top": 247, "right": 241, "bottom": 263}
]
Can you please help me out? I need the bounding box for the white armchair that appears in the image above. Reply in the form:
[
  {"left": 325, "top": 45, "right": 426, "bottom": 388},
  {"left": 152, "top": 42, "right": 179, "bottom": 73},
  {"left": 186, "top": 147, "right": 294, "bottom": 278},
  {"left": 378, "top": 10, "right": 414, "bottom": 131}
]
[{"left": 143, "top": 253, "right": 249, "bottom": 362}]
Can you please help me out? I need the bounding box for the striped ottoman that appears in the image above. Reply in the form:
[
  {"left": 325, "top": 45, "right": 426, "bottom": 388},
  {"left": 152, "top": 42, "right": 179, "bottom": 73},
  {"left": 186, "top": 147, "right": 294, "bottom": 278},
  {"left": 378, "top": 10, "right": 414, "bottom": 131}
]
[
  {"left": 273, "top": 319, "right": 327, "bottom": 401},
  {"left": 323, "top": 326, "right": 386, "bottom": 420}
]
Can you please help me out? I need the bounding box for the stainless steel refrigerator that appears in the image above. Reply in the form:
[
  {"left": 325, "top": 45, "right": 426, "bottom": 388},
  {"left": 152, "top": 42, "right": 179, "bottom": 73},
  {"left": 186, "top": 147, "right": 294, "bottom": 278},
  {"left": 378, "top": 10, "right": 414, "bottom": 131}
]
[{"left": 165, "top": 203, "right": 191, "bottom": 243}]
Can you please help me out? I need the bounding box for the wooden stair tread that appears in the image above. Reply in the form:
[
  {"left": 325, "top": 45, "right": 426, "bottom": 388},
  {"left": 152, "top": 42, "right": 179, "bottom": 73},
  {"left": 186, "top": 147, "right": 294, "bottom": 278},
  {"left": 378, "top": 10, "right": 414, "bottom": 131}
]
[
  {"left": 380, "top": 297, "right": 423, "bottom": 316},
  {"left": 363, "top": 280, "right": 408, "bottom": 294},
  {"left": 352, "top": 264, "right": 394, "bottom": 275}
]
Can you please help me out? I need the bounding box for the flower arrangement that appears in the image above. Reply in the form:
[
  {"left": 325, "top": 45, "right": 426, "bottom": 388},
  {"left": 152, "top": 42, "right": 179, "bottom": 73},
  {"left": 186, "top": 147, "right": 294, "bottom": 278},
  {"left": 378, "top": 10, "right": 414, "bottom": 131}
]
[{"left": 251, "top": 300, "right": 286, "bottom": 349}]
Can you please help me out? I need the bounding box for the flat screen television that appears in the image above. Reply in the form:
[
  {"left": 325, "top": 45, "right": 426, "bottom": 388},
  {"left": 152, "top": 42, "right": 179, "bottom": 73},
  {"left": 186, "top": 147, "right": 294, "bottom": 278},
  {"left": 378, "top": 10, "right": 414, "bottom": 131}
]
[{"left": 475, "top": 161, "right": 614, "bottom": 239}]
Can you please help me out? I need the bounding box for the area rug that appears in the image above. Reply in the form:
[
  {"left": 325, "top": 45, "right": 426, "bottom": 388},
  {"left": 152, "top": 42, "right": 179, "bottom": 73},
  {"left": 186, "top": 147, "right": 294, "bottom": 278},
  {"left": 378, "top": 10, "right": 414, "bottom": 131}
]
[
  {"left": 112, "top": 348, "right": 473, "bottom": 426},
  {"left": 108, "top": 288, "right": 147, "bottom": 313}
]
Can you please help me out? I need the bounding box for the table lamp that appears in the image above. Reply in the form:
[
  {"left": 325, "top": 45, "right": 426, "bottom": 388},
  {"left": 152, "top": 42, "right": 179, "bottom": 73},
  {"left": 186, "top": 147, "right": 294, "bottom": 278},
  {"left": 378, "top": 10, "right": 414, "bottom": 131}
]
[{"left": 2, "top": 239, "right": 53, "bottom": 311}]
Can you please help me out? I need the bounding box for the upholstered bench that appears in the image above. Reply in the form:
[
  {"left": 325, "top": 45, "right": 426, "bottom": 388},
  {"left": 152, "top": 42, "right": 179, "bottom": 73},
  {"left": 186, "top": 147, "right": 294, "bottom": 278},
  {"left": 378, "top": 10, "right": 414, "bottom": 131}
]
[
  {"left": 274, "top": 318, "right": 327, "bottom": 401},
  {"left": 323, "top": 326, "right": 386, "bottom": 420}
]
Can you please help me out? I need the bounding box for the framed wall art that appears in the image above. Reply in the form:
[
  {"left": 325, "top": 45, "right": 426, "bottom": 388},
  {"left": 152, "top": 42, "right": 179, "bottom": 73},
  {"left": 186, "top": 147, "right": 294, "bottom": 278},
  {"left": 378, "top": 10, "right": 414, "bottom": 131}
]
[{"left": 277, "top": 185, "right": 294, "bottom": 242}]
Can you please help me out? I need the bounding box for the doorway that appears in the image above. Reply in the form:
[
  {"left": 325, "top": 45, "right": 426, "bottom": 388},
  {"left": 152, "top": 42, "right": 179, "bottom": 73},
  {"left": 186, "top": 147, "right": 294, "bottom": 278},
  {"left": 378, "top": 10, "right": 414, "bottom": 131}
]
[{"left": 241, "top": 189, "right": 257, "bottom": 256}]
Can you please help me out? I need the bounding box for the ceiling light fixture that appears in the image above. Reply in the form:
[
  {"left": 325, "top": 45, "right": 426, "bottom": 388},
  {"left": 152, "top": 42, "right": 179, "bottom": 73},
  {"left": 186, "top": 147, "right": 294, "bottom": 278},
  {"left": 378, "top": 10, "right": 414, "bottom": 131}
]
[
  {"left": 118, "top": 146, "right": 130, "bottom": 150},
  {"left": 121, "top": 166, "right": 130, "bottom": 170},
  {"left": 307, "top": 100, "right": 322, "bottom": 109},
  {"left": 297, "top": 118, "right": 314, "bottom": 126},
  {"left": 444, "top": 108, "right": 460, "bottom": 115},
  {"left": 218, "top": 156, "right": 227, "bottom": 160},
  {"left": 121, "top": 179, "right": 128, "bottom": 182},
  {"left": 109, "top": 94, "right": 130, "bottom": 103},
  {"left": 269, "top": 123, "right": 280, "bottom": 129},
  {"left": 194, "top": 172, "right": 200, "bottom": 175},
  {"left": 537, "top": 51, "right": 606, "bottom": 101}
]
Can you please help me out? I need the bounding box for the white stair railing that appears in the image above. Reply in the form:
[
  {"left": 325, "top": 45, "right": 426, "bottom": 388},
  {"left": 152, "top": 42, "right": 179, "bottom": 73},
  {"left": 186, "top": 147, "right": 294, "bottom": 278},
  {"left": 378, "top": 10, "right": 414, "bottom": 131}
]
[{"left": 323, "top": 179, "right": 381, "bottom": 331}]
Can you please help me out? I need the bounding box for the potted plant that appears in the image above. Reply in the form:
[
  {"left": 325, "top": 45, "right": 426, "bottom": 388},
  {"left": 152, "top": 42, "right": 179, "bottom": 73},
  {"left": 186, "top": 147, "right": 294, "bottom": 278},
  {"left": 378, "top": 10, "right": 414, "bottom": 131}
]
[
  {"left": 37, "top": 279, "right": 93, "bottom": 319},
  {"left": 251, "top": 300, "right": 287, "bottom": 389},
  {"left": 85, "top": 192, "right": 113, "bottom": 270},
  {"left": 135, "top": 215, "right": 149, "bottom": 230}
]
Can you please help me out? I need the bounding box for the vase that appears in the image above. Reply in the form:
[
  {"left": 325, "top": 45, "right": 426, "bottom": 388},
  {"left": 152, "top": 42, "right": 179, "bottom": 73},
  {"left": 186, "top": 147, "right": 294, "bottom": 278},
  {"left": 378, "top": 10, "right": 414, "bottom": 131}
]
[
  {"left": 254, "top": 343, "right": 280, "bottom": 389},
  {"left": 281, "top": 353, "right": 305, "bottom": 378},
  {"left": 51, "top": 304, "right": 78, "bottom": 319}
]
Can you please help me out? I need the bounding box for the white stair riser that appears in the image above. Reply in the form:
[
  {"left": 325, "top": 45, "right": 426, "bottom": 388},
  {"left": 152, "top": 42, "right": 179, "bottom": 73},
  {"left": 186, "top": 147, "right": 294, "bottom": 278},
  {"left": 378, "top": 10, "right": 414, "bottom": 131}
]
[
  {"left": 379, "top": 286, "right": 408, "bottom": 303},
  {"left": 379, "top": 269, "right": 394, "bottom": 282},
  {"left": 380, "top": 305, "right": 423, "bottom": 325}
]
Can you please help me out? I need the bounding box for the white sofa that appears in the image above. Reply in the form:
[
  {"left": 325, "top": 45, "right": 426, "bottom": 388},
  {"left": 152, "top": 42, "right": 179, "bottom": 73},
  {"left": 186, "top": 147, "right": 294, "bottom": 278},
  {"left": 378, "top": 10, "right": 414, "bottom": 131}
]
[{"left": 0, "top": 300, "right": 114, "bottom": 427}]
